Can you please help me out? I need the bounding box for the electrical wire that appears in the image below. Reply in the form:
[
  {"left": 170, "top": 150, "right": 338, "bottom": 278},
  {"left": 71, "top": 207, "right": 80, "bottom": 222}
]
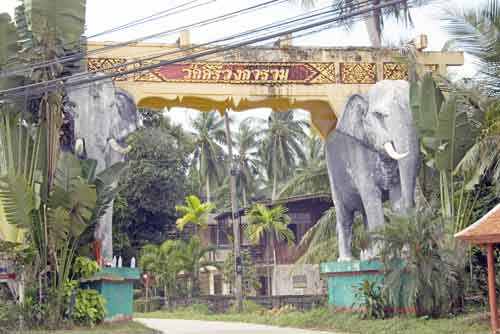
[
  {"left": 0, "top": 0, "right": 416, "bottom": 100},
  {"left": 0, "top": 0, "right": 362, "bottom": 95},
  {"left": 0, "top": 0, "right": 216, "bottom": 77},
  {"left": 0, "top": 0, "right": 286, "bottom": 78}
]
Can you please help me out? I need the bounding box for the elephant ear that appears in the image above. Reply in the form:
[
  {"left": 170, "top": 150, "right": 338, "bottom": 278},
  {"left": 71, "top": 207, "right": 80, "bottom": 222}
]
[
  {"left": 347, "top": 94, "right": 369, "bottom": 117},
  {"left": 337, "top": 94, "right": 369, "bottom": 138}
]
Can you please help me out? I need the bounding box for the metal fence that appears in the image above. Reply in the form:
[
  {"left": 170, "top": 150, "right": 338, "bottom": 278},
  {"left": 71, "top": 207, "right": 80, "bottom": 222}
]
[{"left": 135, "top": 294, "right": 326, "bottom": 313}]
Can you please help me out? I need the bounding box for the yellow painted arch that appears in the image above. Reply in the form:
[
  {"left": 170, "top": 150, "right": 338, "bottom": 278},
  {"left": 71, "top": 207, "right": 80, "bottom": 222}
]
[{"left": 137, "top": 96, "right": 337, "bottom": 139}]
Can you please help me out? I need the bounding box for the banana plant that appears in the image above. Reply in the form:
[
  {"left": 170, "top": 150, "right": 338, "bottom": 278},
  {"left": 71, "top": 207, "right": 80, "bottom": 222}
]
[{"left": 410, "top": 73, "right": 472, "bottom": 220}]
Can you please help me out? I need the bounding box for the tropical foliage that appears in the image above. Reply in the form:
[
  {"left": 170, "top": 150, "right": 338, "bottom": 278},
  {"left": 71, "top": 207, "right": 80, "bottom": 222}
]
[
  {"left": 245, "top": 204, "right": 294, "bottom": 295},
  {"left": 175, "top": 195, "right": 215, "bottom": 232},
  {"left": 191, "top": 112, "right": 226, "bottom": 202},
  {"left": 374, "top": 209, "right": 464, "bottom": 317},
  {"left": 259, "top": 111, "right": 308, "bottom": 200}
]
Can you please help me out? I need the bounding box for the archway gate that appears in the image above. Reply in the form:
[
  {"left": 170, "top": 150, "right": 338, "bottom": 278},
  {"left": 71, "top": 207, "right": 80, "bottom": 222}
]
[{"left": 86, "top": 38, "right": 463, "bottom": 138}]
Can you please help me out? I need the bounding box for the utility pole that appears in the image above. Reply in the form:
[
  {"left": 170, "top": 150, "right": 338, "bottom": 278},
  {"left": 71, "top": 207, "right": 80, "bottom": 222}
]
[{"left": 223, "top": 109, "right": 243, "bottom": 312}]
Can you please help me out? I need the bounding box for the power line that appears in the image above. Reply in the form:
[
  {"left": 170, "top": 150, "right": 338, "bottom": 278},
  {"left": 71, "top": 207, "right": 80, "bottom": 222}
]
[
  {"left": 0, "top": 0, "right": 285, "bottom": 78},
  {"left": 86, "top": 0, "right": 210, "bottom": 39},
  {"left": 0, "top": 0, "right": 361, "bottom": 96},
  {"left": 0, "top": 0, "right": 415, "bottom": 100},
  {"left": 0, "top": 0, "right": 215, "bottom": 77}
]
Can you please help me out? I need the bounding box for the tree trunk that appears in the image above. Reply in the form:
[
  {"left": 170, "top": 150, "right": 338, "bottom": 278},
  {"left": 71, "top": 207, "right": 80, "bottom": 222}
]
[
  {"left": 272, "top": 151, "right": 278, "bottom": 201},
  {"left": 359, "top": 0, "right": 381, "bottom": 47},
  {"left": 242, "top": 187, "right": 247, "bottom": 208},
  {"left": 271, "top": 236, "right": 277, "bottom": 297},
  {"left": 206, "top": 177, "right": 211, "bottom": 203},
  {"left": 224, "top": 110, "right": 243, "bottom": 312}
]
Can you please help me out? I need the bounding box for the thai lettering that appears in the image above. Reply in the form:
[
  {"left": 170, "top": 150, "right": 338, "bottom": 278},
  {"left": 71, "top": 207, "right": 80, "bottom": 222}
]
[
  {"left": 182, "top": 64, "right": 203, "bottom": 80},
  {"left": 252, "top": 69, "right": 270, "bottom": 81},
  {"left": 271, "top": 69, "right": 289, "bottom": 81},
  {"left": 202, "top": 64, "right": 223, "bottom": 80},
  {"left": 222, "top": 69, "right": 233, "bottom": 81},
  {"left": 234, "top": 69, "right": 251, "bottom": 81}
]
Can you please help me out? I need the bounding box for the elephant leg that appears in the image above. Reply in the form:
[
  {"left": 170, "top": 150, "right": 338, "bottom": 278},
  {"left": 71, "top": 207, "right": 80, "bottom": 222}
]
[
  {"left": 336, "top": 203, "right": 355, "bottom": 262},
  {"left": 360, "top": 187, "right": 384, "bottom": 260},
  {"left": 389, "top": 184, "right": 404, "bottom": 213}
]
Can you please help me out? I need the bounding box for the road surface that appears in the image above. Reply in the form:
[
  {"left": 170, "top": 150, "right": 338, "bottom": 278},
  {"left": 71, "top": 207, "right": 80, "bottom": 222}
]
[{"left": 136, "top": 318, "right": 336, "bottom": 334}]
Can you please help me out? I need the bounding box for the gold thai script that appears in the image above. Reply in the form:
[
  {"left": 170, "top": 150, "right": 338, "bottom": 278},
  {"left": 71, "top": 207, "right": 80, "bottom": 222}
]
[{"left": 182, "top": 64, "right": 290, "bottom": 82}]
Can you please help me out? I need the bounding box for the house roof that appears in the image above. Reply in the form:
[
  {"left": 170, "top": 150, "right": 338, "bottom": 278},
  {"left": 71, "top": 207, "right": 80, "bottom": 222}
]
[
  {"left": 214, "top": 193, "right": 332, "bottom": 219},
  {"left": 455, "top": 203, "right": 500, "bottom": 244}
]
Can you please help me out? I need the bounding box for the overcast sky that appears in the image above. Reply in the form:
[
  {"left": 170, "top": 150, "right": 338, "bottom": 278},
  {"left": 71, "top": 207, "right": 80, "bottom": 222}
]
[{"left": 1, "top": 0, "right": 481, "bottom": 129}]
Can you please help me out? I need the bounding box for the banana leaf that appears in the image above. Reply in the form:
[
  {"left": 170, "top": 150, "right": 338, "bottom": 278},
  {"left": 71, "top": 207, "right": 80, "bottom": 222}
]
[{"left": 23, "top": 0, "right": 86, "bottom": 47}]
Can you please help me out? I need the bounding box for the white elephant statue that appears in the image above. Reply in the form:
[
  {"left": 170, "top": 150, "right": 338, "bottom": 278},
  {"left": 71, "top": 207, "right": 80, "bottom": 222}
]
[
  {"left": 325, "top": 80, "right": 420, "bottom": 261},
  {"left": 66, "top": 74, "right": 142, "bottom": 264}
]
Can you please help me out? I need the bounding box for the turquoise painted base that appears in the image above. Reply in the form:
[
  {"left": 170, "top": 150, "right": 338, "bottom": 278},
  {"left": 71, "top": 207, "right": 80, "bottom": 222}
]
[
  {"left": 81, "top": 267, "right": 140, "bottom": 322},
  {"left": 320, "top": 260, "right": 384, "bottom": 310},
  {"left": 320, "top": 260, "right": 412, "bottom": 312}
]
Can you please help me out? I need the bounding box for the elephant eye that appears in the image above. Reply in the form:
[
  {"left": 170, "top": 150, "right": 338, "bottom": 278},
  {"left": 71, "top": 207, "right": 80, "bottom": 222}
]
[{"left": 373, "top": 111, "right": 387, "bottom": 119}]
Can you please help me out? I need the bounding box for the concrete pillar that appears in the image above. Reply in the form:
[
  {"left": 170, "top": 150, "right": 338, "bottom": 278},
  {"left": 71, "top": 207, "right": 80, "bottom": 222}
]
[{"left": 209, "top": 271, "right": 215, "bottom": 296}]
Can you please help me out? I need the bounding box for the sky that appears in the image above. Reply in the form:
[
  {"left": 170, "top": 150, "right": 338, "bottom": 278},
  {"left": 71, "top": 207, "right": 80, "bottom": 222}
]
[{"left": 1, "top": 0, "right": 481, "bottom": 129}]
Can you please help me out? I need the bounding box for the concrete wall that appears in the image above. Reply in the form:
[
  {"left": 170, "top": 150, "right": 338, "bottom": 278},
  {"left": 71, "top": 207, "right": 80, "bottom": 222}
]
[{"left": 273, "top": 264, "right": 324, "bottom": 296}]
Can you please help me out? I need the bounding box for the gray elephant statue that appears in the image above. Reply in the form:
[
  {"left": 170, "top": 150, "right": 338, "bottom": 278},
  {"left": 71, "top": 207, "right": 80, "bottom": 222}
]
[
  {"left": 325, "top": 80, "right": 419, "bottom": 261},
  {"left": 66, "top": 74, "right": 142, "bottom": 264}
]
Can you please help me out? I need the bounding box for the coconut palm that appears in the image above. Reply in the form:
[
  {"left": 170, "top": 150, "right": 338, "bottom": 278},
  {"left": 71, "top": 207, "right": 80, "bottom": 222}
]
[
  {"left": 190, "top": 112, "right": 226, "bottom": 202},
  {"left": 245, "top": 204, "right": 295, "bottom": 295},
  {"left": 295, "top": 0, "right": 423, "bottom": 47},
  {"left": 176, "top": 237, "right": 216, "bottom": 297},
  {"left": 278, "top": 132, "right": 330, "bottom": 197},
  {"left": 444, "top": 0, "right": 500, "bottom": 96},
  {"left": 139, "top": 239, "right": 182, "bottom": 303},
  {"left": 234, "top": 121, "right": 261, "bottom": 207},
  {"left": 260, "top": 111, "right": 308, "bottom": 200},
  {"left": 175, "top": 195, "right": 215, "bottom": 232}
]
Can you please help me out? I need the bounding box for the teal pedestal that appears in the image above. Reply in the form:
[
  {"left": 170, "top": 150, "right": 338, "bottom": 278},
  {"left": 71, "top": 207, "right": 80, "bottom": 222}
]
[
  {"left": 81, "top": 267, "right": 140, "bottom": 322},
  {"left": 320, "top": 260, "right": 412, "bottom": 313},
  {"left": 320, "top": 260, "right": 384, "bottom": 310}
]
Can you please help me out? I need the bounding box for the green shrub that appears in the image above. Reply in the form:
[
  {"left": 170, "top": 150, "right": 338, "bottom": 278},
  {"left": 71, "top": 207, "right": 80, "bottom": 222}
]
[
  {"left": 134, "top": 297, "right": 162, "bottom": 313},
  {"left": 72, "top": 288, "right": 106, "bottom": 326},
  {"left": 73, "top": 257, "right": 100, "bottom": 279},
  {"left": 353, "top": 279, "right": 387, "bottom": 319},
  {"left": 0, "top": 302, "right": 18, "bottom": 333},
  {"left": 230, "top": 299, "right": 265, "bottom": 314},
  {"left": 187, "top": 303, "right": 210, "bottom": 315}
]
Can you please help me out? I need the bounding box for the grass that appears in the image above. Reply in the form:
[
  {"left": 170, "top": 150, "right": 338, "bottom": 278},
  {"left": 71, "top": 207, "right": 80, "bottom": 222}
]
[
  {"left": 16, "top": 321, "right": 158, "bottom": 334},
  {"left": 135, "top": 304, "right": 492, "bottom": 334}
]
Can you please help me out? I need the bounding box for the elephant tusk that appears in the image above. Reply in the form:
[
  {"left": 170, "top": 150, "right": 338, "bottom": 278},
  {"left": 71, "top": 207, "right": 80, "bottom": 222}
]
[
  {"left": 108, "top": 138, "right": 132, "bottom": 155},
  {"left": 75, "top": 138, "right": 86, "bottom": 158},
  {"left": 384, "top": 142, "right": 408, "bottom": 160}
]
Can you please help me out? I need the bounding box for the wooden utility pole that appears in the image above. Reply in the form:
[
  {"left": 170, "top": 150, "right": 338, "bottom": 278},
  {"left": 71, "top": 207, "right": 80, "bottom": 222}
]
[{"left": 223, "top": 110, "right": 243, "bottom": 312}]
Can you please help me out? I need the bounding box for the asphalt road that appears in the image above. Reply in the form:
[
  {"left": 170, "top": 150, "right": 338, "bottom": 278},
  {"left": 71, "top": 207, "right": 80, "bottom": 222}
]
[{"left": 136, "top": 318, "right": 335, "bottom": 334}]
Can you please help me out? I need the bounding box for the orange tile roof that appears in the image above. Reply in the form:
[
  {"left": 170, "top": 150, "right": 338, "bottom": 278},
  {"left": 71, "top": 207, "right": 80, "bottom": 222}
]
[{"left": 455, "top": 203, "right": 500, "bottom": 244}]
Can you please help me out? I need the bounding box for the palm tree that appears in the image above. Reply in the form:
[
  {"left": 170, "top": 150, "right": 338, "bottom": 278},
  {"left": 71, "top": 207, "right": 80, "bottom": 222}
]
[
  {"left": 245, "top": 204, "right": 295, "bottom": 296},
  {"left": 260, "top": 111, "right": 307, "bottom": 200},
  {"left": 190, "top": 112, "right": 226, "bottom": 202},
  {"left": 175, "top": 195, "right": 215, "bottom": 232},
  {"left": 444, "top": 0, "right": 500, "bottom": 96},
  {"left": 295, "top": 0, "right": 421, "bottom": 47},
  {"left": 176, "top": 237, "right": 216, "bottom": 297},
  {"left": 234, "top": 121, "right": 261, "bottom": 207},
  {"left": 278, "top": 132, "right": 330, "bottom": 198},
  {"left": 139, "top": 239, "right": 181, "bottom": 304},
  {"left": 443, "top": 0, "right": 500, "bottom": 229}
]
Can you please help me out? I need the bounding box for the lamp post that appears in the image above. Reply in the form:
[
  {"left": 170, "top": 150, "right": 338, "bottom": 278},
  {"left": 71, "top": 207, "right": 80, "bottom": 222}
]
[{"left": 223, "top": 109, "right": 243, "bottom": 312}]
